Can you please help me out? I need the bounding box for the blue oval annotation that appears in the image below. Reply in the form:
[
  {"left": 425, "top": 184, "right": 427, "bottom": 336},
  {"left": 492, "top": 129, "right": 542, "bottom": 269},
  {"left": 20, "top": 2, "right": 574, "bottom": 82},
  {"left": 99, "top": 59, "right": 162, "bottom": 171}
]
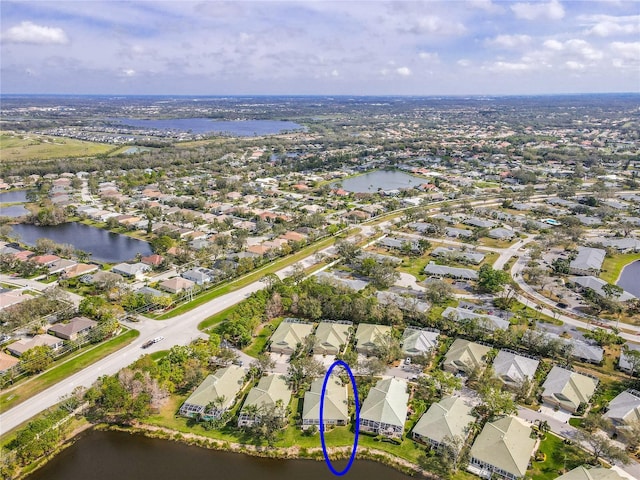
[{"left": 319, "top": 360, "right": 360, "bottom": 476}]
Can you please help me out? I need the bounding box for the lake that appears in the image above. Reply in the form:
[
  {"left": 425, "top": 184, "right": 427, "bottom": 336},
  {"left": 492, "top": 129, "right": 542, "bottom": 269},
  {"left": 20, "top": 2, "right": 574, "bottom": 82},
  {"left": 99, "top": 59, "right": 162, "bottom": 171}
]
[
  {"left": 112, "top": 118, "right": 304, "bottom": 136},
  {"left": 10, "top": 223, "right": 152, "bottom": 263},
  {"left": 27, "top": 429, "right": 413, "bottom": 480},
  {"left": 337, "top": 170, "right": 424, "bottom": 193},
  {"left": 0, "top": 190, "right": 29, "bottom": 203},
  {"left": 617, "top": 260, "right": 640, "bottom": 297}
]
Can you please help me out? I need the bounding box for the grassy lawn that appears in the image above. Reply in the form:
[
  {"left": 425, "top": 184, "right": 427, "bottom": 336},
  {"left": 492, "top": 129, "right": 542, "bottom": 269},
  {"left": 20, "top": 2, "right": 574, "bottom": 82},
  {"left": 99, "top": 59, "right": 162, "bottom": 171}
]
[
  {"left": 528, "top": 433, "right": 590, "bottom": 480},
  {"left": 509, "top": 301, "right": 563, "bottom": 326},
  {"left": 0, "top": 131, "right": 114, "bottom": 162},
  {"left": 0, "top": 329, "right": 139, "bottom": 413},
  {"left": 155, "top": 233, "right": 347, "bottom": 319},
  {"left": 198, "top": 305, "right": 240, "bottom": 332},
  {"left": 243, "top": 318, "right": 284, "bottom": 357},
  {"left": 600, "top": 252, "right": 640, "bottom": 284}
]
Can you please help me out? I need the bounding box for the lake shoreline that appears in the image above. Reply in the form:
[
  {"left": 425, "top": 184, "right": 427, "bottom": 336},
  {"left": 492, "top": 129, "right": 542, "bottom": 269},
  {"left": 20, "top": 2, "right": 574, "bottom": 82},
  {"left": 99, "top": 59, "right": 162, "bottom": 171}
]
[{"left": 21, "top": 421, "right": 430, "bottom": 479}]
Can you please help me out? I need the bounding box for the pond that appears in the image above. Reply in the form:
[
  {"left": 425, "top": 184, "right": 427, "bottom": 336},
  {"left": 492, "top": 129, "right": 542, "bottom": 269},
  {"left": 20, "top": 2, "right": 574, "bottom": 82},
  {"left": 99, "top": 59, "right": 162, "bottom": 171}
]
[
  {"left": 336, "top": 170, "right": 424, "bottom": 193},
  {"left": 617, "top": 260, "right": 640, "bottom": 297},
  {"left": 0, "top": 190, "right": 29, "bottom": 203},
  {"left": 0, "top": 204, "right": 30, "bottom": 217},
  {"left": 26, "top": 429, "right": 413, "bottom": 480},
  {"left": 112, "top": 118, "right": 305, "bottom": 136},
  {"left": 10, "top": 223, "right": 152, "bottom": 263}
]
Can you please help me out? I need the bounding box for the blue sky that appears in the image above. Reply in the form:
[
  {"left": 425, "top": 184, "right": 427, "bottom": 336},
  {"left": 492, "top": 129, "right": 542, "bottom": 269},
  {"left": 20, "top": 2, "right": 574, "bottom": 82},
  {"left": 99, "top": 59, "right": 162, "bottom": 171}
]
[{"left": 1, "top": 1, "right": 639, "bottom": 95}]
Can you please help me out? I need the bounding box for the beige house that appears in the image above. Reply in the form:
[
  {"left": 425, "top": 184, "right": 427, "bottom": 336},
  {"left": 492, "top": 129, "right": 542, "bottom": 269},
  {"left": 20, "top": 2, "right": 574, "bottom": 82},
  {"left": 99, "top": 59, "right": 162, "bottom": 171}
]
[
  {"left": 541, "top": 366, "right": 599, "bottom": 413},
  {"left": 442, "top": 339, "right": 491, "bottom": 375},
  {"left": 237, "top": 375, "right": 291, "bottom": 427},
  {"left": 359, "top": 378, "right": 409, "bottom": 439},
  {"left": 469, "top": 416, "right": 536, "bottom": 480},
  {"left": 269, "top": 319, "right": 314, "bottom": 355},
  {"left": 313, "top": 321, "right": 352, "bottom": 355},
  {"left": 0, "top": 351, "right": 19, "bottom": 372},
  {"left": 412, "top": 396, "right": 474, "bottom": 448},
  {"left": 48, "top": 316, "right": 97, "bottom": 340},
  {"left": 159, "top": 277, "right": 195, "bottom": 294},
  {"left": 302, "top": 377, "right": 349, "bottom": 429},
  {"left": 7, "top": 334, "right": 64, "bottom": 357},
  {"left": 179, "top": 365, "right": 246, "bottom": 420},
  {"left": 555, "top": 466, "right": 625, "bottom": 480},
  {"left": 355, "top": 323, "right": 392, "bottom": 355}
]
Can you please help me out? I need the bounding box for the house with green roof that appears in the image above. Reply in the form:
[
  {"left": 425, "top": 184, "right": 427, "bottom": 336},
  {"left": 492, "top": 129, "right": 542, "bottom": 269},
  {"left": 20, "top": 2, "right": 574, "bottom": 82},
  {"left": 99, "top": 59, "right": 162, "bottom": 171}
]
[
  {"left": 541, "top": 366, "right": 599, "bottom": 413},
  {"left": 302, "top": 377, "right": 349, "bottom": 429},
  {"left": 269, "top": 318, "right": 314, "bottom": 355},
  {"left": 358, "top": 377, "right": 409, "bottom": 439},
  {"left": 412, "top": 396, "right": 474, "bottom": 449},
  {"left": 442, "top": 338, "right": 492, "bottom": 375},
  {"left": 313, "top": 321, "right": 352, "bottom": 355},
  {"left": 468, "top": 416, "right": 536, "bottom": 480},
  {"left": 237, "top": 374, "right": 292, "bottom": 427},
  {"left": 355, "top": 323, "right": 392, "bottom": 355},
  {"left": 555, "top": 466, "right": 626, "bottom": 480},
  {"left": 179, "top": 365, "right": 246, "bottom": 420}
]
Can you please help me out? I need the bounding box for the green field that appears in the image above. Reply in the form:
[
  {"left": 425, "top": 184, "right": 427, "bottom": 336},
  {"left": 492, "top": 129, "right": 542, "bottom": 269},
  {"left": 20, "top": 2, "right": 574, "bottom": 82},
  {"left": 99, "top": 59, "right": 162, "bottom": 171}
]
[
  {"left": 0, "top": 329, "right": 139, "bottom": 412},
  {"left": 527, "top": 433, "right": 590, "bottom": 480},
  {"left": 600, "top": 252, "right": 640, "bottom": 284},
  {"left": 0, "top": 131, "right": 114, "bottom": 162}
]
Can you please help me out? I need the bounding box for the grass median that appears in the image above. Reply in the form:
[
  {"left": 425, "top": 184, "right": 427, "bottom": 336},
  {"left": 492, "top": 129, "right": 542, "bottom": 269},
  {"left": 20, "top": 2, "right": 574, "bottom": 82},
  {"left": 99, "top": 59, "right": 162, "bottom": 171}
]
[{"left": 0, "top": 329, "right": 139, "bottom": 413}]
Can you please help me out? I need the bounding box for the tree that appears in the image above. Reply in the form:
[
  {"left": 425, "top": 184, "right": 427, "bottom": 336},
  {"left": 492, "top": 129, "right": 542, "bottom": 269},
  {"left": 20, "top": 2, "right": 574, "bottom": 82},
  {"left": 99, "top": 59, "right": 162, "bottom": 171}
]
[
  {"left": 622, "top": 346, "right": 640, "bottom": 377},
  {"left": 477, "top": 265, "right": 510, "bottom": 293},
  {"left": 372, "top": 331, "right": 401, "bottom": 364},
  {"left": 335, "top": 240, "right": 360, "bottom": 262},
  {"left": 423, "top": 279, "right": 454, "bottom": 305},
  {"left": 286, "top": 356, "right": 325, "bottom": 393},
  {"left": 250, "top": 353, "right": 275, "bottom": 378},
  {"left": 357, "top": 357, "right": 386, "bottom": 379},
  {"left": 475, "top": 386, "right": 516, "bottom": 420},
  {"left": 19, "top": 345, "right": 54, "bottom": 374},
  {"left": 577, "top": 430, "right": 629, "bottom": 464}
]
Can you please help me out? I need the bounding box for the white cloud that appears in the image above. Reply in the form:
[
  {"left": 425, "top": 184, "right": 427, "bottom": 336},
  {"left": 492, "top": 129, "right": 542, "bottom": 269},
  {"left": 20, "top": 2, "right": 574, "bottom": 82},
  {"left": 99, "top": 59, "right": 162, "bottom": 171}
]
[
  {"left": 485, "top": 34, "right": 531, "bottom": 49},
  {"left": 119, "top": 69, "right": 136, "bottom": 77},
  {"left": 582, "top": 14, "right": 640, "bottom": 37},
  {"left": 565, "top": 61, "right": 585, "bottom": 70},
  {"left": 403, "top": 16, "right": 465, "bottom": 35},
  {"left": 418, "top": 51, "right": 439, "bottom": 62},
  {"left": 610, "top": 41, "right": 640, "bottom": 60},
  {"left": 331, "top": 69, "right": 339, "bottom": 77},
  {"left": 565, "top": 39, "right": 602, "bottom": 61},
  {"left": 2, "top": 21, "right": 68, "bottom": 45},
  {"left": 467, "top": 0, "right": 504, "bottom": 13},
  {"left": 511, "top": 0, "right": 565, "bottom": 21},
  {"left": 396, "top": 66, "right": 411, "bottom": 76},
  {"left": 457, "top": 59, "right": 471, "bottom": 67},
  {"left": 543, "top": 39, "right": 564, "bottom": 51},
  {"left": 489, "top": 61, "right": 532, "bottom": 72}
]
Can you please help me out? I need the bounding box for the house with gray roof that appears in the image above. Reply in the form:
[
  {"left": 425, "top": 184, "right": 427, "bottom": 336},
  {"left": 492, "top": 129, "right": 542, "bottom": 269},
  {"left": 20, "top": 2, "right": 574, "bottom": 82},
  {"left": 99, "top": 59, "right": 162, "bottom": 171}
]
[
  {"left": 315, "top": 271, "right": 370, "bottom": 291},
  {"left": 431, "top": 246, "right": 485, "bottom": 264},
  {"left": 488, "top": 227, "right": 516, "bottom": 240},
  {"left": 412, "top": 396, "right": 474, "bottom": 448},
  {"left": 588, "top": 237, "right": 640, "bottom": 253},
  {"left": 442, "top": 338, "right": 491, "bottom": 375},
  {"left": 555, "top": 466, "right": 626, "bottom": 480},
  {"left": 442, "top": 306, "right": 510, "bottom": 332},
  {"left": 464, "top": 217, "right": 496, "bottom": 229},
  {"left": 401, "top": 327, "right": 439, "bottom": 357},
  {"left": 570, "top": 276, "right": 636, "bottom": 302},
  {"left": 313, "top": 321, "right": 352, "bottom": 355},
  {"left": 492, "top": 350, "right": 539, "bottom": 388},
  {"left": 468, "top": 416, "right": 536, "bottom": 480},
  {"left": 377, "top": 291, "right": 430, "bottom": 314},
  {"left": 541, "top": 366, "right": 599, "bottom": 413},
  {"left": 445, "top": 227, "right": 473, "bottom": 238},
  {"left": 423, "top": 262, "right": 478, "bottom": 280},
  {"left": 359, "top": 378, "right": 409, "bottom": 439},
  {"left": 238, "top": 374, "right": 292, "bottom": 427},
  {"left": 269, "top": 318, "right": 314, "bottom": 355},
  {"left": 111, "top": 262, "right": 151, "bottom": 279},
  {"left": 576, "top": 215, "right": 602, "bottom": 226},
  {"left": 619, "top": 343, "right": 640, "bottom": 375},
  {"left": 179, "top": 365, "right": 246, "bottom": 420},
  {"left": 355, "top": 323, "right": 393, "bottom": 355},
  {"left": 302, "top": 377, "right": 349, "bottom": 429},
  {"left": 181, "top": 267, "right": 215, "bottom": 285},
  {"left": 603, "top": 389, "right": 640, "bottom": 428},
  {"left": 569, "top": 247, "right": 606, "bottom": 276}
]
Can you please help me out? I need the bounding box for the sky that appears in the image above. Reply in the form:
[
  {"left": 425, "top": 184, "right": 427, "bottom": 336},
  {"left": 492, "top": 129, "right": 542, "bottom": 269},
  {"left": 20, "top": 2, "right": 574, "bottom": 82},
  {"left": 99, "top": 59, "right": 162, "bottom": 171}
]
[{"left": 1, "top": 0, "right": 639, "bottom": 95}]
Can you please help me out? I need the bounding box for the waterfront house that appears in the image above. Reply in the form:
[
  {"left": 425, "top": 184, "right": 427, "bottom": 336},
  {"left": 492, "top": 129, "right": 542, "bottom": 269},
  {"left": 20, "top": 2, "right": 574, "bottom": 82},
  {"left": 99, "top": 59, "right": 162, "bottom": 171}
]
[
  {"left": 569, "top": 247, "right": 606, "bottom": 276},
  {"left": 302, "top": 377, "right": 349, "bottom": 430},
  {"left": 237, "top": 375, "right": 291, "bottom": 427},
  {"left": 179, "top": 366, "right": 246, "bottom": 420},
  {"left": 468, "top": 416, "right": 536, "bottom": 480},
  {"left": 359, "top": 378, "right": 409, "bottom": 439},
  {"left": 111, "top": 262, "right": 150, "bottom": 279}
]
